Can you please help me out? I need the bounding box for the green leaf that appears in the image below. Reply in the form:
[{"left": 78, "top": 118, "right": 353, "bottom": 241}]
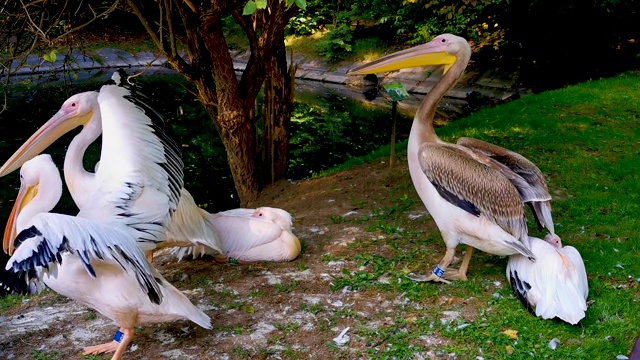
[
  {"left": 255, "top": 0, "right": 267, "bottom": 9},
  {"left": 294, "top": 0, "right": 307, "bottom": 10},
  {"left": 285, "top": 0, "right": 295, "bottom": 7},
  {"left": 242, "top": 1, "right": 257, "bottom": 15},
  {"left": 43, "top": 50, "right": 57, "bottom": 63}
]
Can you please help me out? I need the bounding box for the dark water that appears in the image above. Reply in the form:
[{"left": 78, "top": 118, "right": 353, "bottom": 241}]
[{"left": 0, "top": 73, "right": 411, "bottom": 220}]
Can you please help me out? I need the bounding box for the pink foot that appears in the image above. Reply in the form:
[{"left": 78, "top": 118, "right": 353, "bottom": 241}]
[{"left": 83, "top": 340, "right": 120, "bottom": 355}]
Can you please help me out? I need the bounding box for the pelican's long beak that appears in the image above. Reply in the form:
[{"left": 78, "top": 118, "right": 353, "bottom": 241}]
[
  {"left": 0, "top": 108, "right": 93, "bottom": 177},
  {"left": 349, "top": 39, "right": 457, "bottom": 75},
  {"left": 3, "top": 181, "right": 38, "bottom": 255}
]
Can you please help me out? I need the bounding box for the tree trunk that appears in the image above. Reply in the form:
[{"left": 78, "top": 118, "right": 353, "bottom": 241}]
[
  {"left": 260, "top": 37, "right": 295, "bottom": 184},
  {"left": 198, "top": 14, "right": 260, "bottom": 206},
  {"left": 125, "top": 0, "right": 298, "bottom": 206}
]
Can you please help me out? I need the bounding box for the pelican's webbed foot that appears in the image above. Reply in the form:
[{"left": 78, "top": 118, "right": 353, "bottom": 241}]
[
  {"left": 83, "top": 340, "right": 120, "bottom": 355},
  {"left": 407, "top": 272, "right": 451, "bottom": 284}
]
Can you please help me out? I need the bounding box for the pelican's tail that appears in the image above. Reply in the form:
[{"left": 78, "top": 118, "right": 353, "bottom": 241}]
[
  {"left": 171, "top": 244, "right": 216, "bottom": 261},
  {"left": 165, "top": 188, "right": 222, "bottom": 256},
  {"left": 158, "top": 275, "right": 212, "bottom": 330},
  {"left": 506, "top": 237, "right": 588, "bottom": 325},
  {"left": 531, "top": 200, "right": 555, "bottom": 235}
]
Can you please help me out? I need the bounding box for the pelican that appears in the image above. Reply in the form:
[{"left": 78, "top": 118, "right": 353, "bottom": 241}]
[
  {"left": 3, "top": 154, "right": 211, "bottom": 359},
  {"left": 349, "top": 34, "right": 554, "bottom": 283},
  {"left": 171, "top": 206, "right": 302, "bottom": 263},
  {"left": 507, "top": 234, "right": 588, "bottom": 324},
  {"left": 0, "top": 70, "right": 221, "bottom": 260}
]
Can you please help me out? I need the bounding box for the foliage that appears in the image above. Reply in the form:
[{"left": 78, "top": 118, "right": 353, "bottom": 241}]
[
  {"left": 314, "top": 24, "right": 354, "bottom": 62},
  {"left": 402, "top": 0, "right": 506, "bottom": 47},
  {"left": 288, "top": 94, "right": 411, "bottom": 179}
]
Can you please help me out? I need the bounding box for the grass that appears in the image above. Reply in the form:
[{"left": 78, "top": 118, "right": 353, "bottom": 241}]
[{"left": 323, "top": 70, "right": 640, "bottom": 358}]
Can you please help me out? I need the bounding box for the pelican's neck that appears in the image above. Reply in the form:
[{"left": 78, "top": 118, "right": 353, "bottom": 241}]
[
  {"left": 411, "top": 56, "right": 469, "bottom": 146},
  {"left": 64, "top": 114, "right": 102, "bottom": 209},
  {"left": 17, "top": 170, "right": 63, "bottom": 231}
]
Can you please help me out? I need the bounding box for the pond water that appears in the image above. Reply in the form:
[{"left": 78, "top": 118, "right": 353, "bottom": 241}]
[{"left": 0, "top": 73, "right": 412, "bottom": 217}]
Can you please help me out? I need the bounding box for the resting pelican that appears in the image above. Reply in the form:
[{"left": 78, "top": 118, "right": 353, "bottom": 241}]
[
  {"left": 0, "top": 70, "right": 221, "bottom": 260},
  {"left": 172, "top": 206, "right": 301, "bottom": 263},
  {"left": 3, "top": 154, "right": 211, "bottom": 359},
  {"left": 350, "top": 34, "right": 554, "bottom": 283},
  {"left": 507, "top": 234, "right": 588, "bottom": 324}
]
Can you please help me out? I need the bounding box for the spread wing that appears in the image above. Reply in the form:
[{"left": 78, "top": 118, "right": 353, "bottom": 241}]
[{"left": 5, "top": 213, "right": 162, "bottom": 304}]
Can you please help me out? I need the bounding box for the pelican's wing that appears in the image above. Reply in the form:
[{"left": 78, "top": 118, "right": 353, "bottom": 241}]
[
  {"left": 559, "top": 245, "right": 589, "bottom": 300},
  {"left": 92, "top": 74, "right": 184, "bottom": 244},
  {"left": 210, "top": 213, "right": 284, "bottom": 256},
  {"left": 165, "top": 188, "right": 222, "bottom": 253},
  {"left": 457, "top": 137, "right": 551, "bottom": 202},
  {"left": 5, "top": 212, "right": 162, "bottom": 304},
  {"left": 217, "top": 208, "right": 257, "bottom": 219},
  {"left": 418, "top": 143, "right": 528, "bottom": 241},
  {"left": 457, "top": 137, "right": 554, "bottom": 233}
]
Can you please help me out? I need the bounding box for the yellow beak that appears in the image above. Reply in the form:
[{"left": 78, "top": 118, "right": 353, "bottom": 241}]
[
  {"left": 3, "top": 182, "right": 38, "bottom": 255},
  {"left": 349, "top": 41, "right": 457, "bottom": 75},
  {"left": 0, "top": 109, "right": 93, "bottom": 177}
]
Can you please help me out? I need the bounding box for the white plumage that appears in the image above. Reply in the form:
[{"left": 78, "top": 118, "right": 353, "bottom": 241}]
[
  {"left": 172, "top": 206, "right": 301, "bottom": 263},
  {"left": 506, "top": 234, "right": 588, "bottom": 324},
  {"left": 4, "top": 154, "right": 211, "bottom": 359}
]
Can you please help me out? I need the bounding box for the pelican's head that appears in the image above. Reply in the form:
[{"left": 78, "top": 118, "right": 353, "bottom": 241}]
[
  {"left": 252, "top": 207, "right": 293, "bottom": 230},
  {"left": 3, "top": 154, "right": 61, "bottom": 254},
  {"left": 544, "top": 233, "right": 563, "bottom": 248},
  {"left": 0, "top": 91, "right": 100, "bottom": 177},
  {"left": 349, "top": 33, "right": 470, "bottom": 76}
]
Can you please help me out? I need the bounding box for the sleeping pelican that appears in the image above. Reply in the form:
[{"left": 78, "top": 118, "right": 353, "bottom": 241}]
[
  {"left": 349, "top": 34, "right": 554, "bottom": 283},
  {"left": 507, "top": 234, "right": 588, "bottom": 324},
  {"left": 172, "top": 206, "right": 301, "bottom": 263},
  {"left": 0, "top": 70, "right": 221, "bottom": 260},
  {"left": 3, "top": 154, "right": 211, "bottom": 359}
]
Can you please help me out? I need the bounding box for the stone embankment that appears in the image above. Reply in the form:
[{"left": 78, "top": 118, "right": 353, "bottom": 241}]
[{"left": 7, "top": 48, "right": 531, "bottom": 118}]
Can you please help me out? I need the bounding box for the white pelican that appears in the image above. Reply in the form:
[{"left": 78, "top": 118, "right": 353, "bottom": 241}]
[
  {"left": 3, "top": 154, "right": 211, "bottom": 359},
  {"left": 0, "top": 70, "right": 221, "bottom": 260},
  {"left": 172, "top": 206, "right": 301, "bottom": 263},
  {"left": 506, "top": 234, "right": 588, "bottom": 324},
  {"left": 350, "top": 34, "right": 554, "bottom": 283}
]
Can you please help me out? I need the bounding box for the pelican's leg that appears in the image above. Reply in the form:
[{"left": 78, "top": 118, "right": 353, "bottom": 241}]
[
  {"left": 408, "top": 246, "right": 457, "bottom": 284},
  {"left": 82, "top": 327, "right": 126, "bottom": 355},
  {"left": 111, "top": 327, "right": 135, "bottom": 360},
  {"left": 443, "top": 246, "right": 474, "bottom": 281}
]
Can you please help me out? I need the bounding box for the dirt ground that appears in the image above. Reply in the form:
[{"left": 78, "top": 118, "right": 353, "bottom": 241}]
[{"left": 0, "top": 155, "right": 483, "bottom": 360}]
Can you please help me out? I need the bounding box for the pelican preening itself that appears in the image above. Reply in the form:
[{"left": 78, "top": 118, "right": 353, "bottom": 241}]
[
  {"left": 172, "top": 206, "right": 302, "bottom": 264},
  {"left": 0, "top": 70, "right": 221, "bottom": 260},
  {"left": 3, "top": 154, "right": 211, "bottom": 359},
  {"left": 507, "top": 234, "right": 588, "bottom": 324},
  {"left": 349, "top": 34, "right": 555, "bottom": 283}
]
